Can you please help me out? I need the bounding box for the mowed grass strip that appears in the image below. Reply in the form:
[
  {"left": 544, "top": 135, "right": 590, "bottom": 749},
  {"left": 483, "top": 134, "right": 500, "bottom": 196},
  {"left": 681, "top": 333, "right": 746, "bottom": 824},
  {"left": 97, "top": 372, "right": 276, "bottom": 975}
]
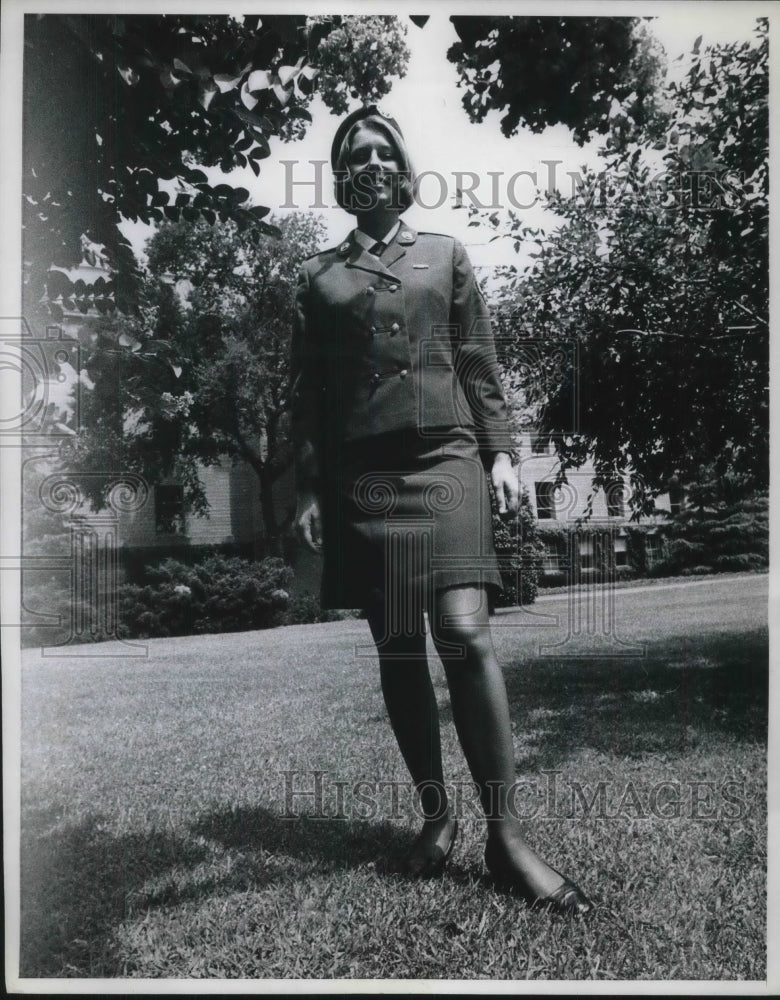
[{"left": 20, "top": 576, "right": 767, "bottom": 980}]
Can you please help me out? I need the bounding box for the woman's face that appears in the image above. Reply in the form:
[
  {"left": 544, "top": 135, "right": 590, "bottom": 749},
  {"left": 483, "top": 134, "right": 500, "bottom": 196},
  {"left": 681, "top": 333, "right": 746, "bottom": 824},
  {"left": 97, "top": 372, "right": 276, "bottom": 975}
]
[{"left": 345, "top": 123, "right": 403, "bottom": 212}]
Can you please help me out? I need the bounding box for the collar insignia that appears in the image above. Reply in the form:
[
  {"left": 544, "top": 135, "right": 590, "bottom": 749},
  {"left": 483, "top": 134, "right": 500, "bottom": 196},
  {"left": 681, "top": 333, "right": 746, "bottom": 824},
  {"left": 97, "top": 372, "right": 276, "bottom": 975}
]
[
  {"left": 399, "top": 230, "right": 414, "bottom": 243},
  {"left": 339, "top": 242, "right": 350, "bottom": 254}
]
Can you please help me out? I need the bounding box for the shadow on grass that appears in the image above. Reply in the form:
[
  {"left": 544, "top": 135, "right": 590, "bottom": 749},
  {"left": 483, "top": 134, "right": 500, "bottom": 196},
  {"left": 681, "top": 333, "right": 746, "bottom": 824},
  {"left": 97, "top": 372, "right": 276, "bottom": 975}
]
[
  {"left": 20, "top": 805, "right": 415, "bottom": 977},
  {"left": 20, "top": 818, "right": 212, "bottom": 977},
  {"left": 192, "top": 805, "right": 409, "bottom": 873},
  {"left": 472, "top": 628, "right": 768, "bottom": 770}
]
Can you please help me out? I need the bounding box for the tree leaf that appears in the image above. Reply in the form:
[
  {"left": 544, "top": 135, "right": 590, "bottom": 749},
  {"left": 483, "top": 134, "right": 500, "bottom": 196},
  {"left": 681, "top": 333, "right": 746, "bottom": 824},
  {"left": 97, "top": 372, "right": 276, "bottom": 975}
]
[
  {"left": 198, "top": 80, "right": 218, "bottom": 111},
  {"left": 118, "top": 65, "right": 139, "bottom": 87},
  {"left": 160, "top": 66, "right": 183, "bottom": 90},
  {"left": 240, "top": 80, "right": 259, "bottom": 110},
  {"left": 232, "top": 107, "right": 271, "bottom": 131},
  {"left": 213, "top": 63, "right": 251, "bottom": 93},
  {"left": 272, "top": 81, "right": 291, "bottom": 106},
  {"left": 119, "top": 331, "right": 143, "bottom": 351},
  {"left": 246, "top": 68, "right": 272, "bottom": 92},
  {"left": 249, "top": 133, "right": 271, "bottom": 158}
]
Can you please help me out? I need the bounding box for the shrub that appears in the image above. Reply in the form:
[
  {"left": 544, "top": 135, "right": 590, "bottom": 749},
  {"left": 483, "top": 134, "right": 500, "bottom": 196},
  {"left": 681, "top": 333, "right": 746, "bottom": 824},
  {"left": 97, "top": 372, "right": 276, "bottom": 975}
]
[
  {"left": 118, "top": 555, "right": 293, "bottom": 638},
  {"left": 650, "top": 486, "right": 768, "bottom": 577},
  {"left": 282, "top": 593, "right": 344, "bottom": 626},
  {"left": 625, "top": 525, "right": 652, "bottom": 575},
  {"left": 538, "top": 569, "right": 568, "bottom": 589},
  {"left": 680, "top": 565, "right": 717, "bottom": 576},
  {"left": 21, "top": 576, "right": 125, "bottom": 648},
  {"left": 491, "top": 487, "right": 541, "bottom": 607}
]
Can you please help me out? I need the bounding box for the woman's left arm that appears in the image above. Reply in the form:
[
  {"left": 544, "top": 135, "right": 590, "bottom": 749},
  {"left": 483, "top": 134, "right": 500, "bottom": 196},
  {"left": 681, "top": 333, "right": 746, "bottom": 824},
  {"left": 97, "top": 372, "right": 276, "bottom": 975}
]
[{"left": 450, "top": 239, "right": 519, "bottom": 513}]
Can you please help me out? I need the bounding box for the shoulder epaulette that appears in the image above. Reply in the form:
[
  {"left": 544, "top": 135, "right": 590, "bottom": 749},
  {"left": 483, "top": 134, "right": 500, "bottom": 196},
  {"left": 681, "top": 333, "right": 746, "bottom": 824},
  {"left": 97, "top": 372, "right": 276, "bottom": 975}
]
[{"left": 302, "top": 243, "right": 340, "bottom": 262}]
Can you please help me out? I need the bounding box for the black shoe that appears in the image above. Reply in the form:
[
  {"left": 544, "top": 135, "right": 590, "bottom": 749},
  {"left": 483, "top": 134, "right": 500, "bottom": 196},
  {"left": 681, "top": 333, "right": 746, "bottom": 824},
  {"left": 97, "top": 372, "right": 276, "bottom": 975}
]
[
  {"left": 403, "top": 818, "right": 458, "bottom": 878},
  {"left": 484, "top": 839, "right": 593, "bottom": 917}
]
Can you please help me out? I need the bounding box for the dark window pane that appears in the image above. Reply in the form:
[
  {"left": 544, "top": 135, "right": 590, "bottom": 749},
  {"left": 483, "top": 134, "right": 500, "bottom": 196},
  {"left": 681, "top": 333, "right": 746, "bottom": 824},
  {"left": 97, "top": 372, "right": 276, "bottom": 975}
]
[
  {"left": 606, "top": 481, "right": 625, "bottom": 517},
  {"left": 535, "top": 481, "right": 556, "bottom": 520},
  {"left": 155, "top": 484, "right": 185, "bottom": 535}
]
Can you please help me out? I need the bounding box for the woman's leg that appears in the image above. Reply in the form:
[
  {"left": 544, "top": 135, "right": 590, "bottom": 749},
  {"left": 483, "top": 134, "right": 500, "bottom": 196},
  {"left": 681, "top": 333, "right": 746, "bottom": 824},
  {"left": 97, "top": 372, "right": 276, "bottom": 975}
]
[
  {"left": 430, "top": 584, "right": 573, "bottom": 898},
  {"left": 365, "top": 592, "right": 456, "bottom": 869}
]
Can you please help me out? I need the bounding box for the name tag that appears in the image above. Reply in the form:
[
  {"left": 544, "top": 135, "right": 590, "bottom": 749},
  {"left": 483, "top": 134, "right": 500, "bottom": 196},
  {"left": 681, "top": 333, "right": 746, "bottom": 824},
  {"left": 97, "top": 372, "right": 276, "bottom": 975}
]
[{"left": 412, "top": 264, "right": 429, "bottom": 269}]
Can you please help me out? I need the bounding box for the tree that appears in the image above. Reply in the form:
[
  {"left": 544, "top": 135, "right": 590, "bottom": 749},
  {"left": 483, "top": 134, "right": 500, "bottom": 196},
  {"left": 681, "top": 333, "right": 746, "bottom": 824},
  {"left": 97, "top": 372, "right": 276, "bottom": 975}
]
[
  {"left": 447, "top": 16, "right": 664, "bottom": 143},
  {"left": 23, "top": 14, "right": 409, "bottom": 318},
  {"left": 649, "top": 471, "right": 768, "bottom": 577},
  {"left": 63, "top": 212, "right": 326, "bottom": 554},
  {"left": 490, "top": 23, "right": 768, "bottom": 514}
]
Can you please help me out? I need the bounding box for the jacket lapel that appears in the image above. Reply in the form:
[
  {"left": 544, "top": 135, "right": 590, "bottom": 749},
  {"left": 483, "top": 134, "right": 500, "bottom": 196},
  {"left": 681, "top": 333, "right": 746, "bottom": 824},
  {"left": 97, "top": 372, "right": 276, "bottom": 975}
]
[
  {"left": 342, "top": 222, "right": 417, "bottom": 278},
  {"left": 384, "top": 223, "right": 416, "bottom": 268},
  {"left": 344, "top": 239, "right": 389, "bottom": 279}
]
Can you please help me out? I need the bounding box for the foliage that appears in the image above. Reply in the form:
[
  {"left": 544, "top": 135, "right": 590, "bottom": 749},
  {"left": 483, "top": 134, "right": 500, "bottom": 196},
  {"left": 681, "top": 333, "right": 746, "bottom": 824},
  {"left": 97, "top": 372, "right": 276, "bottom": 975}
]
[
  {"left": 308, "top": 15, "right": 409, "bottom": 114},
  {"left": 118, "top": 554, "right": 293, "bottom": 637},
  {"left": 624, "top": 524, "right": 653, "bottom": 577},
  {"left": 447, "top": 17, "right": 664, "bottom": 144},
  {"left": 491, "top": 487, "right": 540, "bottom": 606},
  {"left": 62, "top": 212, "right": 325, "bottom": 551},
  {"left": 23, "top": 13, "right": 409, "bottom": 318},
  {"left": 649, "top": 480, "right": 768, "bottom": 578},
  {"left": 281, "top": 593, "right": 345, "bottom": 626},
  {"left": 535, "top": 520, "right": 646, "bottom": 587},
  {"left": 492, "top": 23, "right": 768, "bottom": 512},
  {"left": 20, "top": 578, "right": 111, "bottom": 649},
  {"left": 534, "top": 522, "right": 573, "bottom": 584},
  {"left": 20, "top": 456, "right": 80, "bottom": 648}
]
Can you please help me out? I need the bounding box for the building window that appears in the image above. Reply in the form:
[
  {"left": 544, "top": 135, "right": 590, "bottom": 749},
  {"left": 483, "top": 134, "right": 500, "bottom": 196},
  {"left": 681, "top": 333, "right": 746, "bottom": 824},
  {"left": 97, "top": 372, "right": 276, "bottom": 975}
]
[
  {"left": 155, "top": 484, "right": 185, "bottom": 535},
  {"left": 578, "top": 534, "right": 594, "bottom": 570},
  {"left": 540, "top": 541, "right": 559, "bottom": 572},
  {"left": 614, "top": 533, "right": 628, "bottom": 567},
  {"left": 535, "top": 481, "right": 556, "bottom": 520},
  {"left": 606, "top": 481, "right": 625, "bottom": 518},
  {"left": 645, "top": 533, "right": 662, "bottom": 568}
]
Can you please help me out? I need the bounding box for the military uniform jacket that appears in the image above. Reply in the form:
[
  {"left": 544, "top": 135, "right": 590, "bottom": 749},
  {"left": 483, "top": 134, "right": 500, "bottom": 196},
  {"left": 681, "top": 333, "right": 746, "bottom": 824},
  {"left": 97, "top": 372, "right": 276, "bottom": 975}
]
[{"left": 290, "top": 223, "right": 512, "bottom": 487}]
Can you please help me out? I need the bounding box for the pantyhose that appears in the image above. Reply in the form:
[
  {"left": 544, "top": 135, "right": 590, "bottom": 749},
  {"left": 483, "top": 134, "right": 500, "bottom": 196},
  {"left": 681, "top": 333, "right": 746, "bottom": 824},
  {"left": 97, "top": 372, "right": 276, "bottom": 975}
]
[{"left": 365, "top": 583, "right": 567, "bottom": 897}]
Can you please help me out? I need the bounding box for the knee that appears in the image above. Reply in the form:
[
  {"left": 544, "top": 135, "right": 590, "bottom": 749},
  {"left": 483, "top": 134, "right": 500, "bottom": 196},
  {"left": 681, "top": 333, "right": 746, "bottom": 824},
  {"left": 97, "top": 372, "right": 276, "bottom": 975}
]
[{"left": 431, "top": 618, "right": 493, "bottom": 662}]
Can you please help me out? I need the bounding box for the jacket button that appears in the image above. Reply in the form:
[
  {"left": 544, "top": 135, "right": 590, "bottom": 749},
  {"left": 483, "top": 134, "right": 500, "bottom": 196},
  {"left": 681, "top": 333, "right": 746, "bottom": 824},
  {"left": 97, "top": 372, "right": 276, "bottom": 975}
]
[
  {"left": 399, "top": 369, "right": 408, "bottom": 379},
  {"left": 369, "top": 326, "right": 377, "bottom": 337},
  {"left": 388, "top": 285, "right": 398, "bottom": 293},
  {"left": 366, "top": 286, "right": 375, "bottom": 296},
  {"left": 390, "top": 323, "right": 400, "bottom": 335},
  {"left": 371, "top": 372, "right": 380, "bottom": 382}
]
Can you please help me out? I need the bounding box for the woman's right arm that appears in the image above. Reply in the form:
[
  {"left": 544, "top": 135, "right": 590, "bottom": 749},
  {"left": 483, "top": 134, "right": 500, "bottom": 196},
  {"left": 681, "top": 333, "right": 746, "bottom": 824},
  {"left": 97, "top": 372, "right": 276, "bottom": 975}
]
[{"left": 290, "top": 265, "right": 324, "bottom": 553}]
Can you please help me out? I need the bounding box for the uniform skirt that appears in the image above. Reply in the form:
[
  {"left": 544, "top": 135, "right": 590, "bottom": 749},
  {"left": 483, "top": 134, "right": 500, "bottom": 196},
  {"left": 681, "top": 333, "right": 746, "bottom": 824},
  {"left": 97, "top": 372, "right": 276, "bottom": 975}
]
[{"left": 320, "top": 428, "right": 503, "bottom": 610}]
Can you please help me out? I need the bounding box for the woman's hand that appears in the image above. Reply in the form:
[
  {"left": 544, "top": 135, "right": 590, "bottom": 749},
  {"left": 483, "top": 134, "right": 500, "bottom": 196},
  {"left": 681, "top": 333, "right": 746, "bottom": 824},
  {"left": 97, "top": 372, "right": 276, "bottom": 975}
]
[
  {"left": 491, "top": 452, "right": 519, "bottom": 515},
  {"left": 295, "top": 491, "right": 323, "bottom": 554}
]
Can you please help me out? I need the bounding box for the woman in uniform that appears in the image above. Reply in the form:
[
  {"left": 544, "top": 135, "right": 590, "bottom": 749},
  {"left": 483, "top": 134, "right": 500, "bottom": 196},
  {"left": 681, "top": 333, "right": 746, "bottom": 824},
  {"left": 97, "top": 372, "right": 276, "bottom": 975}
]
[{"left": 290, "top": 106, "right": 591, "bottom": 916}]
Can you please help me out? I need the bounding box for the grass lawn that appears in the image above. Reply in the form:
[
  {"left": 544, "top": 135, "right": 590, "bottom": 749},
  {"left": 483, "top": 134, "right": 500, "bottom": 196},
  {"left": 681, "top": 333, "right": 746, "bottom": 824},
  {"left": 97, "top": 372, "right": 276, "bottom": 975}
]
[{"left": 18, "top": 574, "right": 767, "bottom": 981}]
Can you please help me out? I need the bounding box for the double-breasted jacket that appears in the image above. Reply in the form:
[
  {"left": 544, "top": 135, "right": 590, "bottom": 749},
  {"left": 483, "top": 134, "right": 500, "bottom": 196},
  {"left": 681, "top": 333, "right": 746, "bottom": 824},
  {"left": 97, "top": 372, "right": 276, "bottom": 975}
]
[{"left": 290, "top": 222, "right": 512, "bottom": 488}]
